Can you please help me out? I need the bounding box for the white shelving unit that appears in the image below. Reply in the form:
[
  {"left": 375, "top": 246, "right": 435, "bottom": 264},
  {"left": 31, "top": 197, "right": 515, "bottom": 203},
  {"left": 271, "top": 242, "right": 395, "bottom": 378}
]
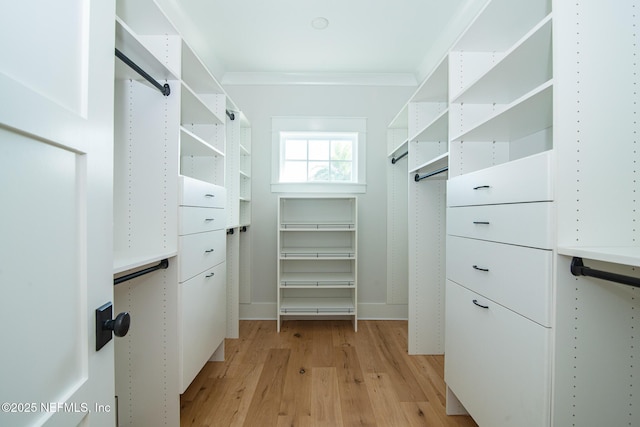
[
  {"left": 224, "top": 104, "right": 251, "bottom": 339},
  {"left": 387, "top": 119, "right": 409, "bottom": 308},
  {"left": 277, "top": 196, "right": 357, "bottom": 332},
  {"left": 113, "top": 3, "right": 181, "bottom": 425},
  {"left": 443, "top": 1, "right": 554, "bottom": 426},
  {"left": 112, "top": 0, "right": 246, "bottom": 424},
  {"left": 386, "top": 54, "right": 451, "bottom": 355}
]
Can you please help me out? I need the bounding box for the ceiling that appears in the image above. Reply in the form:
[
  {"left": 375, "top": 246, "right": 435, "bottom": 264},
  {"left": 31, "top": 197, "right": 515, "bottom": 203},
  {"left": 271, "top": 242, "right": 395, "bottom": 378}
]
[{"left": 155, "top": 0, "right": 487, "bottom": 85}]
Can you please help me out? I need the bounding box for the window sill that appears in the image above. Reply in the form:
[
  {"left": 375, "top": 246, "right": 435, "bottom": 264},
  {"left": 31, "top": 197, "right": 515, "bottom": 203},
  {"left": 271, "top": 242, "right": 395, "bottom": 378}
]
[{"left": 271, "top": 182, "right": 367, "bottom": 194}]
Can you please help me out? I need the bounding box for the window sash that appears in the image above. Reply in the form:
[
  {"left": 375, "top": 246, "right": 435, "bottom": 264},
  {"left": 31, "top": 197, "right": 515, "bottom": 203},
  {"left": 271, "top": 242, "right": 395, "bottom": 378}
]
[{"left": 280, "top": 132, "right": 357, "bottom": 183}]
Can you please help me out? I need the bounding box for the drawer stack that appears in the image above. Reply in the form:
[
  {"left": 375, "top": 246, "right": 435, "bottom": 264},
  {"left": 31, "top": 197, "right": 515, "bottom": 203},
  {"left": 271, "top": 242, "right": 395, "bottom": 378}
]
[
  {"left": 445, "top": 152, "right": 553, "bottom": 427},
  {"left": 178, "top": 176, "right": 227, "bottom": 393}
]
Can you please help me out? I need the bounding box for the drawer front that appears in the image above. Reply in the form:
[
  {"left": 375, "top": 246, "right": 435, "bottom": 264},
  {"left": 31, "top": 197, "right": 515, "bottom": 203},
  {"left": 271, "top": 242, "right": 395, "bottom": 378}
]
[
  {"left": 447, "top": 236, "right": 552, "bottom": 326},
  {"left": 447, "top": 202, "right": 553, "bottom": 249},
  {"left": 179, "top": 262, "right": 226, "bottom": 393},
  {"left": 445, "top": 281, "right": 551, "bottom": 427},
  {"left": 447, "top": 151, "right": 553, "bottom": 207},
  {"left": 179, "top": 206, "right": 226, "bottom": 235},
  {"left": 179, "top": 229, "right": 225, "bottom": 282},
  {"left": 179, "top": 175, "right": 225, "bottom": 208}
]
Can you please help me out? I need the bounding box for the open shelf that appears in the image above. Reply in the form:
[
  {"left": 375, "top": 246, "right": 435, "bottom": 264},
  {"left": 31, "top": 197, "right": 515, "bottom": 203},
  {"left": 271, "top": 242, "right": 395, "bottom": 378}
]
[
  {"left": 451, "top": 80, "right": 552, "bottom": 142},
  {"left": 115, "top": 19, "right": 178, "bottom": 84},
  {"left": 181, "top": 83, "right": 224, "bottom": 125},
  {"left": 557, "top": 246, "right": 640, "bottom": 268},
  {"left": 410, "top": 109, "right": 449, "bottom": 143},
  {"left": 280, "top": 272, "right": 355, "bottom": 288},
  {"left": 452, "top": 15, "right": 552, "bottom": 104},
  {"left": 279, "top": 297, "right": 356, "bottom": 314}
]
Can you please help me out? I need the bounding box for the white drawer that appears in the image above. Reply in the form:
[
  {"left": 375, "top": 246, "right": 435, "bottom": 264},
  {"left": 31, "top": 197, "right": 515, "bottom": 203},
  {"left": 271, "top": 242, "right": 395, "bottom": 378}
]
[
  {"left": 447, "top": 151, "right": 553, "bottom": 207},
  {"left": 445, "top": 281, "right": 551, "bottom": 427},
  {"left": 179, "top": 175, "right": 225, "bottom": 208},
  {"left": 179, "top": 262, "right": 226, "bottom": 393},
  {"left": 447, "top": 236, "right": 552, "bottom": 326},
  {"left": 179, "top": 206, "right": 226, "bottom": 235},
  {"left": 179, "top": 230, "right": 225, "bottom": 282},
  {"left": 447, "top": 202, "right": 553, "bottom": 249}
]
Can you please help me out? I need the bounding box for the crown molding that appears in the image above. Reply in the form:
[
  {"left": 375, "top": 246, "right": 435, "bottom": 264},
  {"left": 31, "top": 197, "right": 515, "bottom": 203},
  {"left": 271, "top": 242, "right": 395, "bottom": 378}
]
[{"left": 221, "top": 71, "right": 418, "bottom": 86}]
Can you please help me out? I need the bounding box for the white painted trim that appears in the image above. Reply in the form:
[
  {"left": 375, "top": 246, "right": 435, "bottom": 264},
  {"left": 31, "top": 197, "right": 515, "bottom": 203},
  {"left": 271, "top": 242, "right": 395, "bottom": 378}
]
[
  {"left": 271, "top": 182, "right": 366, "bottom": 194},
  {"left": 222, "top": 72, "right": 418, "bottom": 86},
  {"left": 271, "top": 117, "right": 367, "bottom": 192}
]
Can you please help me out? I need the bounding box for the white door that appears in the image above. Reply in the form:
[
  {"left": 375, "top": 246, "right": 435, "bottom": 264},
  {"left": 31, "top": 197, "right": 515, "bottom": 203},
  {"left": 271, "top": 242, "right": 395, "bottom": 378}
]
[{"left": 0, "top": 1, "right": 116, "bottom": 426}]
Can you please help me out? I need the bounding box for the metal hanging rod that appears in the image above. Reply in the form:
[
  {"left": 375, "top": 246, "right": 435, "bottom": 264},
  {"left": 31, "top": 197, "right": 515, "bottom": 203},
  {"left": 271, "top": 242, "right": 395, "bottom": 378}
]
[
  {"left": 570, "top": 257, "right": 640, "bottom": 288},
  {"left": 415, "top": 166, "right": 448, "bottom": 182},
  {"left": 114, "top": 259, "right": 169, "bottom": 286},
  {"left": 391, "top": 151, "right": 408, "bottom": 164},
  {"left": 115, "top": 48, "right": 170, "bottom": 96},
  {"left": 226, "top": 110, "right": 235, "bottom": 120}
]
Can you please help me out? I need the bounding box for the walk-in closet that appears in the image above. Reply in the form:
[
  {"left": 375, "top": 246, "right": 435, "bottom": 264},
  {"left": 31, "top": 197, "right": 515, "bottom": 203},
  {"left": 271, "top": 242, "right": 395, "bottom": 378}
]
[{"left": 1, "top": 0, "right": 638, "bottom": 426}]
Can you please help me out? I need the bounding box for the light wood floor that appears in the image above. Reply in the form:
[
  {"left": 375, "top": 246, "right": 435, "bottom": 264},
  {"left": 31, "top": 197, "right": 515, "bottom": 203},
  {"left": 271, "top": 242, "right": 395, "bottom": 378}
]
[{"left": 180, "top": 320, "right": 478, "bottom": 427}]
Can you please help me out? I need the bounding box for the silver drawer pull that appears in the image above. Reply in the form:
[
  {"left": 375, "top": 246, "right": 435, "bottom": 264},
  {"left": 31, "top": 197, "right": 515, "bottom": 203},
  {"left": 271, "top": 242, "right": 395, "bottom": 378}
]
[
  {"left": 204, "top": 249, "right": 215, "bottom": 253},
  {"left": 473, "top": 185, "right": 491, "bottom": 190},
  {"left": 472, "top": 265, "right": 489, "bottom": 272},
  {"left": 204, "top": 194, "right": 215, "bottom": 198},
  {"left": 472, "top": 299, "right": 489, "bottom": 309},
  {"left": 205, "top": 273, "right": 215, "bottom": 278},
  {"left": 473, "top": 221, "right": 490, "bottom": 225}
]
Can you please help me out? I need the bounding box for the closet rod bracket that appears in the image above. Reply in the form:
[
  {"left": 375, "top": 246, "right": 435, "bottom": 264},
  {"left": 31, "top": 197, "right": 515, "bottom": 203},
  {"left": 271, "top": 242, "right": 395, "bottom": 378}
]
[
  {"left": 570, "top": 257, "right": 640, "bottom": 288},
  {"left": 114, "top": 258, "right": 169, "bottom": 285}
]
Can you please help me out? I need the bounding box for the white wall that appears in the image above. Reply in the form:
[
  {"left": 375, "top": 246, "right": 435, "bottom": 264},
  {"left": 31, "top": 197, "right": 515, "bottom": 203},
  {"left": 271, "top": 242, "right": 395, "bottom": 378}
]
[{"left": 224, "top": 84, "right": 415, "bottom": 319}]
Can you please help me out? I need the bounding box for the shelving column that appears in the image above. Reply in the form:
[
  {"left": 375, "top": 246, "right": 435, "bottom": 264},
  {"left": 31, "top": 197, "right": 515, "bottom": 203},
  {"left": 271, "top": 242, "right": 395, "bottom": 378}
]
[
  {"left": 406, "top": 56, "right": 449, "bottom": 355},
  {"left": 113, "top": 0, "right": 181, "bottom": 425},
  {"left": 277, "top": 197, "right": 358, "bottom": 332},
  {"left": 444, "top": 1, "right": 554, "bottom": 426}
]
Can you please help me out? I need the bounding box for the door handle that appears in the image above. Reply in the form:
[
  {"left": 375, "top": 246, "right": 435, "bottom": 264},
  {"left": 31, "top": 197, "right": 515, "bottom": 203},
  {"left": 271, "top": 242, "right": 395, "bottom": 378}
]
[{"left": 96, "top": 302, "right": 130, "bottom": 351}]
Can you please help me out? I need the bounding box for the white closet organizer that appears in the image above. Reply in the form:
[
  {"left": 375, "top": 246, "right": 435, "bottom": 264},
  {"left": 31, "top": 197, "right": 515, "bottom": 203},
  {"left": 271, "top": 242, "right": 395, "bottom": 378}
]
[
  {"left": 277, "top": 196, "right": 358, "bottom": 332},
  {"left": 112, "top": 0, "right": 245, "bottom": 424},
  {"left": 444, "top": 1, "right": 553, "bottom": 426},
  {"left": 113, "top": 3, "right": 181, "bottom": 425},
  {"left": 386, "top": 55, "right": 450, "bottom": 354},
  {"left": 178, "top": 176, "right": 226, "bottom": 394},
  {"left": 224, "top": 106, "right": 251, "bottom": 339},
  {"left": 387, "top": 115, "right": 409, "bottom": 310}
]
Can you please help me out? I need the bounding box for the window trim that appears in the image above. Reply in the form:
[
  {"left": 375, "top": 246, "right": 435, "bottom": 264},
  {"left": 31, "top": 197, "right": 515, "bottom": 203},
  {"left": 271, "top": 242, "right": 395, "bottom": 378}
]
[{"left": 271, "top": 116, "right": 367, "bottom": 193}]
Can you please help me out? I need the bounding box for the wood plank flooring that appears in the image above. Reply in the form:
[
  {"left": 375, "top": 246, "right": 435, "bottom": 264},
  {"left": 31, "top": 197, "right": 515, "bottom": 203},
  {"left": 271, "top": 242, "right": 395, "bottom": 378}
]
[{"left": 180, "top": 320, "right": 478, "bottom": 427}]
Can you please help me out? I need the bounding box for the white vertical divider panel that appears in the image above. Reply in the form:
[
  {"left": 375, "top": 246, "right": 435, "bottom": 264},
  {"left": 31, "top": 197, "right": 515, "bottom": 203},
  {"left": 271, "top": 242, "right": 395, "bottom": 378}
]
[
  {"left": 226, "top": 114, "right": 241, "bottom": 228},
  {"left": 239, "top": 120, "right": 252, "bottom": 305},
  {"left": 239, "top": 227, "right": 252, "bottom": 304},
  {"left": 387, "top": 128, "right": 409, "bottom": 305},
  {"left": 408, "top": 180, "right": 446, "bottom": 354},
  {"left": 114, "top": 266, "right": 179, "bottom": 427},
  {"left": 405, "top": 56, "right": 449, "bottom": 355},
  {"left": 225, "top": 110, "right": 241, "bottom": 338},
  {"left": 225, "top": 230, "right": 240, "bottom": 338},
  {"left": 554, "top": 0, "right": 640, "bottom": 425},
  {"left": 555, "top": 258, "right": 640, "bottom": 426}
]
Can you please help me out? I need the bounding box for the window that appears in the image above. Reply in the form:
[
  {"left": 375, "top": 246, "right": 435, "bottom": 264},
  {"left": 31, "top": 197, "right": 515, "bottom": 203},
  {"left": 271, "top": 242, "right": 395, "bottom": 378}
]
[
  {"left": 272, "top": 117, "right": 366, "bottom": 193},
  {"left": 280, "top": 132, "right": 357, "bottom": 183}
]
